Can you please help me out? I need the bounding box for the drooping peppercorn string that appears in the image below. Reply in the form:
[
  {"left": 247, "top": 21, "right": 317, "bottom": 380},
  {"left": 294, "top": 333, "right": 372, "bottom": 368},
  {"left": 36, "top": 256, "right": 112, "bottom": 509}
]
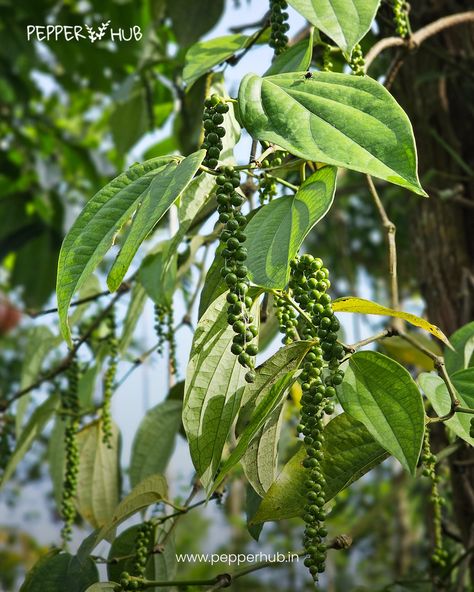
[
  {"left": 60, "top": 357, "right": 80, "bottom": 544},
  {"left": 154, "top": 303, "right": 177, "bottom": 374},
  {"left": 102, "top": 307, "right": 118, "bottom": 447},
  {"left": 422, "top": 428, "right": 448, "bottom": 569},
  {"left": 216, "top": 166, "right": 258, "bottom": 383},
  {"left": 276, "top": 254, "right": 344, "bottom": 583},
  {"left": 349, "top": 43, "right": 365, "bottom": 76},
  {"left": 269, "top": 0, "right": 289, "bottom": 55}
]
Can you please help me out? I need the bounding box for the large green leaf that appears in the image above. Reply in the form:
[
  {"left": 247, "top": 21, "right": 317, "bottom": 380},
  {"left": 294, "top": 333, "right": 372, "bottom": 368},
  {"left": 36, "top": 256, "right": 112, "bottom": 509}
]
[
  {"left": 57, "top": 156, "right": 176, "bottom": 344},
  {"left": 183, "top": 291, "right": 260, "bottom": 489},
  {"left": 338, "top": 351, "right": 424, "bottom": 474},
  {"left": 167, "top": 0, "right": 225, "bottom": 46},
  {"left": 20, "top": 551, "right": 98, "bottom": 592},
  {"left": 107, "top": 150, "right": 206, "bottom": 291},
  {"left": 236, "top": 341, "right": 313, "bottom": 496},
  {"left": 129, "top": 400, "right": 182, "bottom": 488},
  {"left": 238, "top": 72, "right": 426, "bottom": 195},
  {"left": 445, "top": 321, "right": 474, "bottom": 375},
  {"left": 419, "top": 369, "right": 474, "bottom": 446},
  {"left": 211, "top": 372, "right": 297, "bottom": 494},
  {"left": 252, "top": 413, "right": 387, "bottom": 523},
  {"left": 183, "top": 34, "right": 250, "bottom": 88},
  {"left": 287, "top": 0, "right": 380, "bottom": 53},
  {"left": 265, "top": 30, "right": 314, "bottom": 76},
  {"left": 333, "top": 297, "right": 450, "bottom": 346},
  {"left": 1, "top": 393, "right": 58, "bottom": 489},
  {"left": 118, "top": 282, "right": 147, "bottom": 354},
  {"left": 139, "top": 243, "right": 177, "bottom": 307},
  {"left": 48, "top": 417, "right": 66, "bottom": 507},
  {"left": 245, "top": 166, "right": 336, "bottom": 288},
  {"left": 96, "top": 474, "right": 168, "bottom": 544},
  {"left": 76, "top": 421, "right": 121, "bottom": 529}
]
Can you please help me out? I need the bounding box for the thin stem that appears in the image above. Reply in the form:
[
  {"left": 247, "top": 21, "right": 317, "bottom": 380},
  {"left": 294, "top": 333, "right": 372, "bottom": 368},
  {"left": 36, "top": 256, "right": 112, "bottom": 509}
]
[
  {"left": 346, "top": 328, "right": 396, "bottom": 353},
  {"left": 366, "top": 175, "right": 399, "bottom": 312}
]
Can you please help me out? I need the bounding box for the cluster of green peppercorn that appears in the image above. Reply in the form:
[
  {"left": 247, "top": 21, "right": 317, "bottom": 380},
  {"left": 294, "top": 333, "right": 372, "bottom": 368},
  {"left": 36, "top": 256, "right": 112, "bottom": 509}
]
[
  {"left": 154, "top": 303, "right": 177, "bottom": 374},
  {"left": 276, "top": 254, "right": 344, "bottom": 582},
  {"left": 60, "top": 358, "right": 80, "bottom": 543},
  {"left": 269, "top": 0, "right": 289, "bottom": 55},
  {"left": 422, "top": 429, "right": 448, "bottom": 568},
  {"left": 114, "top": 522, "right": 154, "bottom": 591},
  {"left": 201, "top": 95, "right": 229, "bottom": 169},
  {"left": 393, "top": 0, "right": 410, "bottom": 38},
  {"left": 102, "top": 308, "right": 118, "bottom": 447},
  {"left": 217, "top": 167, "right": 258, "bottom": 383}
]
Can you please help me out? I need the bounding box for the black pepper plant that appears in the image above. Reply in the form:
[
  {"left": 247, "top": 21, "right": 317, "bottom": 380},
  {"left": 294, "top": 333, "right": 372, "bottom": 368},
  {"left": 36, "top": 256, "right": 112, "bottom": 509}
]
[{"left": 2, "top": 2, "right": 474, "bottom": 591}]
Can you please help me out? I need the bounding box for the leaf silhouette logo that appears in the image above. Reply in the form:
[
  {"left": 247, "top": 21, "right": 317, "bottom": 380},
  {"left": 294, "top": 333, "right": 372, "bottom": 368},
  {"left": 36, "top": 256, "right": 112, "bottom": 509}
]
[{"left": 85, "top": 20, "right": 111, "bottom": 43}]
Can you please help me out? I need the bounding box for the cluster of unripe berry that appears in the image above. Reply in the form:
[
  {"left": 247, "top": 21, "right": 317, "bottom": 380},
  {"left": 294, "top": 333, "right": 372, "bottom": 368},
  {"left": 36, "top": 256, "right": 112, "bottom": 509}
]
[
  {"left": 349, "top": 44, "right": 365, "bottom": 76},
  {"left": 469, "top": 417, "right": 474, "bottom": 438},
  {"left": 269, "top": 0, "right": 289, "bottom": 55},
  {"left": 154, "top": 303, "right": 177, "bottom": 374},
  {"left": 393, "top": 0, "right": 410, "bottom": 38},
  {"left": 201, "top": 95, "right": 229, "bottom": 169},
  {"left": 114, "top": 522, "right": 154, "bottom": 591},
  {"left": 276, "top": 254, "right": 344, "bottom": 582},
  {"left": 216, "top": 167, "right": 258, "bottom": 383},
  {"left": 0, "top": 414, "right": 14, "bottom": 474},
  {"left": 422, "top": 429, "right": 448, "bottom": 568},
  {"left": 102, "top": 308, "right": 118, "bottom": 447},
  {"left": 61, "top": 359, "right": 80, "bottom": 543}
]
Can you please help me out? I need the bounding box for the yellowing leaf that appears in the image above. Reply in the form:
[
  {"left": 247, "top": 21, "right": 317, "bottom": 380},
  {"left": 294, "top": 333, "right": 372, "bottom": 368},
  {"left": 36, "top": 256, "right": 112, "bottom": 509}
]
[{"left": 332, "top": 297, "right": 450, "bottom": 347}]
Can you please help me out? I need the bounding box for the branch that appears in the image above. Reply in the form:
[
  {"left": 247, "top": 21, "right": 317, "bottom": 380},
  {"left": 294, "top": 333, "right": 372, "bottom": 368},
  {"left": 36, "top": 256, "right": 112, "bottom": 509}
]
[
  {"left": 366, "top": 175, "right": 399, "bottom": 313},
  {"left": 365, "top": 11, "right": 474, "bottom": 72},
  {"left": 0, "top": 287, "right": 129, "bottom": 411},
  {"left": 25, "top": 287, "right": 120, "bottom": 318}
]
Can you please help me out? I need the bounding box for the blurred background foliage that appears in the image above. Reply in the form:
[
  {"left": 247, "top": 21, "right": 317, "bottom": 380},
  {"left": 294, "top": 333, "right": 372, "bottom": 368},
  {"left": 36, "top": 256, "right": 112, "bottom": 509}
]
[{"left": 0, "top": 0, "right": 473, "bottom": 591}]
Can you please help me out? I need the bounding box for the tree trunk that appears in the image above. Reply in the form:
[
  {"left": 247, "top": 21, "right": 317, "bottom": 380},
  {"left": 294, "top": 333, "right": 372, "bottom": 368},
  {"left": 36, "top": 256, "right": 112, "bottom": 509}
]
[{"left": 385, "top": 0, "right": 474, "bottom": 580}]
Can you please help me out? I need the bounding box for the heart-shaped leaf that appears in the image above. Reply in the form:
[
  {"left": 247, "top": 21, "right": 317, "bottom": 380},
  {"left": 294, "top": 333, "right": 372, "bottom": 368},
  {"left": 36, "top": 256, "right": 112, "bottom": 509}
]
[
  {"left": 245, "top": 166, "right": 337, "bottom": 289},
  {"left": 287, "top": 0, "right": 380, "bottom": 54},
  {"left": 338, "top": 351, "right": 424, "bottom": 474},
  {"left": 238, "top": 72, "right": 426, "bottom": 195}
]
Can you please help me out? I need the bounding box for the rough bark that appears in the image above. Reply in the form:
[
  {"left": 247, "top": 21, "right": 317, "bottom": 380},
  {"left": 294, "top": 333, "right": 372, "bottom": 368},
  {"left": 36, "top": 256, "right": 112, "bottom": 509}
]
[{"left": 383, "top": 0, "right": 474, "bottom": 580}]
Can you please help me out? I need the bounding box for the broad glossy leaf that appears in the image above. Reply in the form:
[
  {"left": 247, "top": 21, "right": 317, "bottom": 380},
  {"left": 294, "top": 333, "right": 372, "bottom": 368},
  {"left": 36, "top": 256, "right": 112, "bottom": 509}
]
[
  {"left": 238, "top": 72, "right": 426, "bottom": 195},
  {"left": 57, "top": 155, "right": 176, "bottom": 343},
  {"left": 130, "top": 400, "right": 182, "bottom": 488},
  {"left": 198, "top": 243, "right": 226, "bottom": 319},
  {"left": 419, "top": 369, "right": 474, "bottom": 445},
  {"left": 20, "top": 551, "right": 98, "bottom": 592},
  {"left": 287, "top": 0, "right": 380, "bottom": 53},
  {"left": 184, "top": 34, "right": 250, "bottom": 88},
  {"left": 210, "top": 75, "right": 241, "bottom": 164},
  {"left": 48, "top": 417, "right": 66, "bottom": 507},
  {"left": 1, "top": 394, "right": 58, "bottom": 489},
  {"left": 333, "top": 297, "right": 450, "bottom": 346},
  {"left": 445, "top": 321, "right": 474, "bottom": 375},
  {"left": 86, "top": 585, "right": 117, "bottom": 592},
  {"left": 107, "top": 150, "right": 206, "bottom": 291},
  {"left": 252, "top": 413, "right": 387, "bottom": 523},
  {"left": 96, "top": 473, "right": 168, "bottom": 544},
  {"left": 139, "top": 243, "right": 177, "bottom": 307},
  {"left": 245, "top": 166, "right": 336, "bottom": 288},
  {"left": 167, "top": 0, "right": 225, "bottom": 46},
  {"left": 183, "top": 291, "right": 260, "bottom": 489},
  {"left": 265, "top": 30, "right": 314, "bottom": 76},
  {"left": 211, "top": 372, "right": 297, "bottom": 494},
  {"left": 76, "top": 421, "right": 120, "bottom": 529},
  {"left": 338, "top": 351, "right": 424, "bottom": 474}
]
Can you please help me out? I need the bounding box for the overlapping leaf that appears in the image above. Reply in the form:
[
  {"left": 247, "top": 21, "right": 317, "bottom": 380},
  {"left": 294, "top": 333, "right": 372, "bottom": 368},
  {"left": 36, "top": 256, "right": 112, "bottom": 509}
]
[
  {"left": 245, "top": 166, "right": 336, "bottom": 288},
  {"left": 238, "top": 72, "right": 426, "bottom": 195},
  {"left": 252, "top": 413, "right": 387, "bottom": 523},
  {"left": 183, "top": 291, "right": 260, "bottom": 489},
  {"left": 56, "top": 155, "right": 177, "bottom": 343}
]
